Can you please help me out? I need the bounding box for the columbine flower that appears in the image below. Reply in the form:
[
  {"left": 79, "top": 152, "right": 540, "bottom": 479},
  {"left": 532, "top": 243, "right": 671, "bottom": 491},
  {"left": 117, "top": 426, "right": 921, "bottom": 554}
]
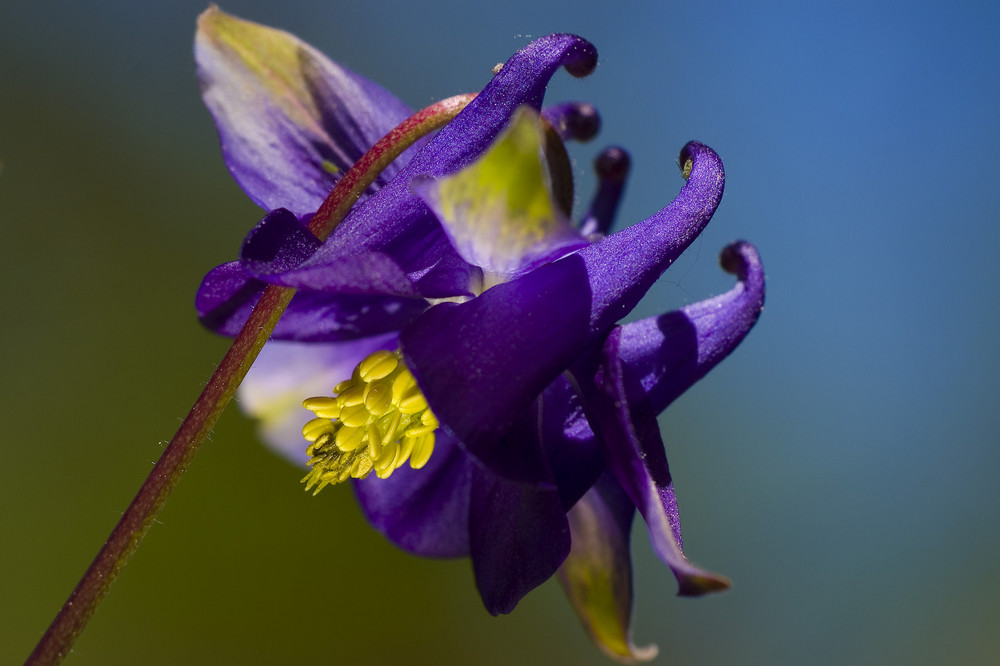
[{"left": 195, "top": 8, "right": 764, "bottom": 662}]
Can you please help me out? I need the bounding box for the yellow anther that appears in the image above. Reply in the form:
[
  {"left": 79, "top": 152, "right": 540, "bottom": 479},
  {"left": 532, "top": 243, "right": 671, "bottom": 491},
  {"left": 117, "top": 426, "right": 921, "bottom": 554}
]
[
  {"left": 364, "top": 380, "right": 394, "bottom": 416},
  {"left": 396, "top": 436, "right": 416, "bottom": 467},
  {"left": 337, "top": 384, "right": 366, "bottom": 407},
  {"left": 367, "top": 425, "right": 383, "bottom": 460},
  {"left": 335, "top": 425, "right": 366, "bottom": 452},
  {"left": 398, "top": 393, "right": 429, "bottom": 414},
  {"left": 339, "top": 403, "right": 370, "bottom": 428},
  {"left": 300, "top": 349, "right": 440, "bottom": 492},
  {"left": 302, "top": 396, "right": 341, "bottom": 419},
  {"left": 375, "top": 441, "right": 398, "bottom": 470},
  {"left": 359, "top": 350, "right": 399, "bottom": 381},
  {"left": 381, "top": 411, "right": 402, "bottom": 444},
  {"left": 391, "top": 370, "right": 417, "bottom": 403},
  {"left": 302, "top": 417, "right": 334, "bottom": 443},
  {"left": 403, "top": 423, "right": 435, "bottom": 437},
  {"left": 410, "top": 435, "right": 435, "bottom": 470}
]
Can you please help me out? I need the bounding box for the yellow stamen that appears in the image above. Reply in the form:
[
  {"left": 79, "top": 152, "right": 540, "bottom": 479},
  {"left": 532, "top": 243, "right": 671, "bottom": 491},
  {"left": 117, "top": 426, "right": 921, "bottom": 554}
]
[
  {"left": 300, "top": 349, "right": 439, "bottom": 493},
  {"left": 410, "top": 436, "right": 435, "bottom": 470},
  {"left": 359, "top": 350, "right": 399, "bottom": 381}
]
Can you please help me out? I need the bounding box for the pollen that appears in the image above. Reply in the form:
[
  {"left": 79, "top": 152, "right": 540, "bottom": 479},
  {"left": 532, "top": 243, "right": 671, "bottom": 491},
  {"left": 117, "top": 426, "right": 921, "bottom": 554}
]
[{"left": 299, "top": 349, "right": 438, "bottom": 494}]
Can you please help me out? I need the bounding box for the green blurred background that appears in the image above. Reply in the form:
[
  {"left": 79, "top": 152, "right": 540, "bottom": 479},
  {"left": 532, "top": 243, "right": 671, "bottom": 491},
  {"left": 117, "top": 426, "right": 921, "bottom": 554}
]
[{"left": 3, "top": 1, "right": 999, "bottom": 664}]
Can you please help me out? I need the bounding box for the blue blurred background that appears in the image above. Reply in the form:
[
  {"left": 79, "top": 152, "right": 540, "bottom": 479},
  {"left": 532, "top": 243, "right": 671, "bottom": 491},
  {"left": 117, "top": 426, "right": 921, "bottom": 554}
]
[{"left": 3, "top": 1, "right": 999, "bottom": 664}]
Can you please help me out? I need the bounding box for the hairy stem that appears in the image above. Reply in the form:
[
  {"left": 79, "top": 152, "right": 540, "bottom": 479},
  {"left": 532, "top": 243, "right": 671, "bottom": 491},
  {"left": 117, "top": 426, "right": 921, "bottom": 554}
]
[{"left": 26, "top": 93, "right": 474, "bottom": 666}]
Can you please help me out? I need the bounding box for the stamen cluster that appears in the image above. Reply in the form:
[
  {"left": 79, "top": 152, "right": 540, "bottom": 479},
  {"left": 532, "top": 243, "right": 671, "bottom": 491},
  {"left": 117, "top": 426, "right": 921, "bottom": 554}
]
[{"left": 300, "top": 350, "right": 438, "bottom": 494}]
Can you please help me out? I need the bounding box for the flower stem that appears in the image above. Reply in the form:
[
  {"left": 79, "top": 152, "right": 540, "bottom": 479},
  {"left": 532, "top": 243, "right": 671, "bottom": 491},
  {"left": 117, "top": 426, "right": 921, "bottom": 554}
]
[{"left": 26, "top": 93, "right": 475, "bottom": 666}]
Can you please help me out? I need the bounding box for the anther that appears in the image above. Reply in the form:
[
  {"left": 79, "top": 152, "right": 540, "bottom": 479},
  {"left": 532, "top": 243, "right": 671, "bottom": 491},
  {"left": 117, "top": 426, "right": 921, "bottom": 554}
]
[
  {"left": 300, "top": 349, "right": 439, "bottom": 493},
  {"left": 359, "top": 350, "right": 398, "bottom": 381}
]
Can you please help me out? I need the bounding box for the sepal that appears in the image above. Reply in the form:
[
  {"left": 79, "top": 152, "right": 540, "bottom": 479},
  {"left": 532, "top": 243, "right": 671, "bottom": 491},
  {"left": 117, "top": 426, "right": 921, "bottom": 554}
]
[
  {"left": 195, "top": 7, "right": 417, "bottom": 216},
  {"left": 572, "top": 328, "right": 731, "bottom": 596},
  {"left": 619, "top": 241, "right": 765, "bottom": 413},
  {"left": 557, "top": 476, "right": 658, "bottom": 663}
]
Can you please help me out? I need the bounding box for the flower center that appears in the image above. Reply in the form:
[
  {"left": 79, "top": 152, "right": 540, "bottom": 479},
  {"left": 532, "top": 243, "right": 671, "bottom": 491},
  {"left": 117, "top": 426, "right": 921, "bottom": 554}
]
[{"left": 300, "top": 350, "right": 438, "bottom": 494}]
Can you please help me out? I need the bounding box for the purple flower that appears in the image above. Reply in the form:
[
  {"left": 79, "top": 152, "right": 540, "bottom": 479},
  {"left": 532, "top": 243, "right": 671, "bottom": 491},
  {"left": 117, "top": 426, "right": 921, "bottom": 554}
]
[{"left": 196, "top": 8, "right": 764, "bottom": 661}]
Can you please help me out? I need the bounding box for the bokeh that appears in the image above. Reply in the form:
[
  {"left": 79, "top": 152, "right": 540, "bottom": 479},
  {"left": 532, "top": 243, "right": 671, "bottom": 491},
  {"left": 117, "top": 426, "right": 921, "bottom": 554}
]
[{"left": 3, "top": 1, "right": 999, "bottom": 664}]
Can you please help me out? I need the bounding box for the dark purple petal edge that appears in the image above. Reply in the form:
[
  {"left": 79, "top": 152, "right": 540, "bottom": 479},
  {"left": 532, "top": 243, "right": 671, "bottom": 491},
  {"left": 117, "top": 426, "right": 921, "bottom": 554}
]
[{"left": 572, "top": 327, "right": 731, "bottom": 596}]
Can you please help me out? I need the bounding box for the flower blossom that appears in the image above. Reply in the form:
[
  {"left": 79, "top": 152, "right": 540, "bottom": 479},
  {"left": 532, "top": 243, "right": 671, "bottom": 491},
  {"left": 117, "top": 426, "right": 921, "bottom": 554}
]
[{"left": 194, "top": 8, "right": 765, "bottom": 661}]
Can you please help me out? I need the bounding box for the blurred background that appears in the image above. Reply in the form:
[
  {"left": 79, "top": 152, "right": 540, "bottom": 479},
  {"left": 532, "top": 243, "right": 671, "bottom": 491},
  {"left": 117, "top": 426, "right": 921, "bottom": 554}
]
[{"left": 3, "top": 1, "right": 999, "bottom": 664}]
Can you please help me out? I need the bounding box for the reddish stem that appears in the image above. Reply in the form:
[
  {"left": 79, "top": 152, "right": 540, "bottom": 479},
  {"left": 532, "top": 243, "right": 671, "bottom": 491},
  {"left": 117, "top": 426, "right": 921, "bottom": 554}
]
[{"left": 26, "top": 93, "right": 474, "bottom": 666}]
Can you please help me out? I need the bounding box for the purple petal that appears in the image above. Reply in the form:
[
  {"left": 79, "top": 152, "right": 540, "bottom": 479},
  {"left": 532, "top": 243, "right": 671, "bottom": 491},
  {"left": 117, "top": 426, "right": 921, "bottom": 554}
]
[
  {"left": 401, "top": 142, "right": 724, "bottom": 478},
  {"left": 619, "top": 241, "right": 765, "bottom": 413},
  {"left": 237, "top": 334, "right": 398, "bottom": 464},
  {"left": 196, "top": 263, "right": 427, "bottom": 343},
  {"left": 354, "top": 432, "right": 473, "bottom": 558},
  {"left": 237, "top": 208, "right": 426, "bottom": 298},
  {"left": 400, "top": 260, "right": 591, "bottom": 481},
  {"left": 239, "top": 207, "right": 322, "bottom": 277},
  {"left": 196, "top": 208, "right": 429, "bottom": 340},
  {"left": 272, "top": 35, "right": 599, "bottom": 298},
  {"left": 469, "top": 464, "right": 570, "bottom": 615},
  {"left": 540, "top": 376, "right": 604, "bottom": 508},
  {"left": 195, "top": 7, "right": 420, "bottom": 216},
  {"left": 557, "top": 475, "right": 658, "bottom": 663},
  {"left": 573, "top": 327, "right": 730, "bottom": 597}
]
